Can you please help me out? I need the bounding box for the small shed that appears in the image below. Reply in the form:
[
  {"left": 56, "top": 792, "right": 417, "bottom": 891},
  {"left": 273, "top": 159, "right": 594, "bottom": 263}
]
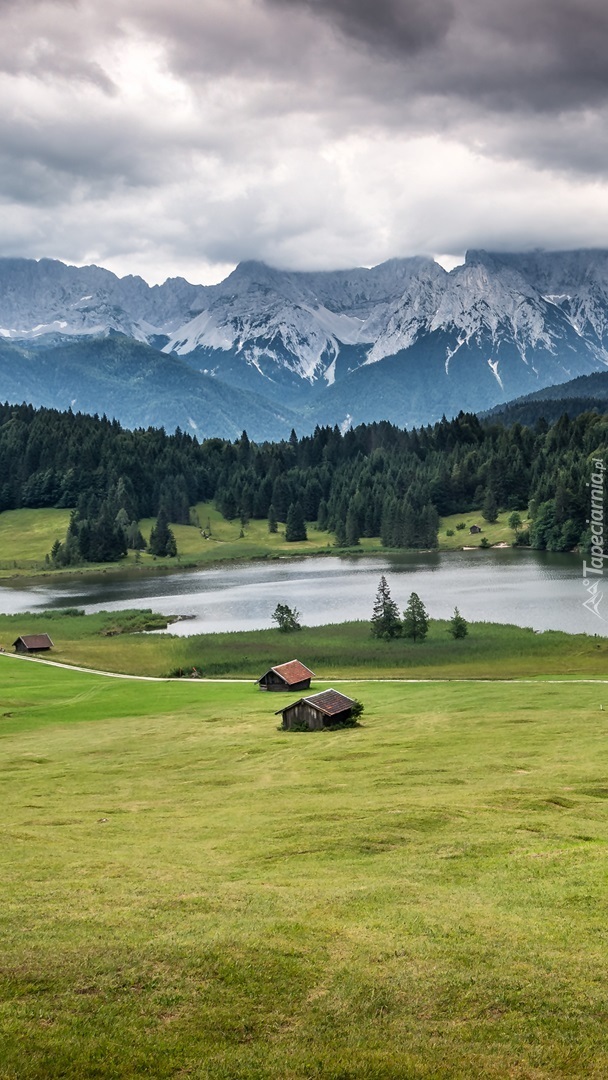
[
  {"left": 277, "top": 688, "right": 355, "bottom": 730},
  {"left": 13, "top": 634, "right": 54, "bottom": 654},
  {"left": 258, "top": 659, "right": 315, "bottom": 692},
  {"left": 469, "top": 524, "right": 482, "bottom": 534}
]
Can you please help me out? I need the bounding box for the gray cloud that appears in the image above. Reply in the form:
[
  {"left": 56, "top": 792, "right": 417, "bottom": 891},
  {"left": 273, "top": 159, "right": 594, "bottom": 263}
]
[
  {"left": 0, "top": 0, "right": 607, "bottom": 282},
  {"left": 269, "top": 0, "right": 608, "bottom": 114},
  {"left": 266, "top": 0, "right": 454, "bottom": 57},
  {"left": 0, "top": 0, "right": 117, "bottom": 91}
]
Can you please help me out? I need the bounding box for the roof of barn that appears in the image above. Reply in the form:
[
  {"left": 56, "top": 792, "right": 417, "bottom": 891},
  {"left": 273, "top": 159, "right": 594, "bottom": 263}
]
[
  {"left": 13, "top": 634, "right": 54, "bottom": 649},
  {"left": 276, "top": 688, "right": 354, "bottom": 716},
  {"left": 266, "top": 659, "right": 315, "bottom": 683}
]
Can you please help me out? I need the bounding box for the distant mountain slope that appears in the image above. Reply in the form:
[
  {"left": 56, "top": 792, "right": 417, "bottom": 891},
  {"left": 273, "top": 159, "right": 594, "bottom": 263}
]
[
  {"left": 483, "top": 370, "right": 608, "bottom": 426},
  {"left": 0, "top": 337, "right": 296, "bottom": 441},
  {"left": 1, "top": 250, "right": 608, "bottom": 433}
]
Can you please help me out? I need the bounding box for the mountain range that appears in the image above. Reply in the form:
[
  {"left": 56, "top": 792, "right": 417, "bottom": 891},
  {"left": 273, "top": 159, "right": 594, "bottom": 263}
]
[{"left": 1, "top": 249, "right": 607, "bottom": 439}]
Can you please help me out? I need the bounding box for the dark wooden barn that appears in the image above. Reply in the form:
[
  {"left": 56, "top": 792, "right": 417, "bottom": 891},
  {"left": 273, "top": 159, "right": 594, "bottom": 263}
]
[
  {"left": 13, "top": 634, "right": 54, "bottom": 654},
  {"left": 12, "top": 630, "right": 53, "bottom": 652},
  {"left": 277, "top": 688, "right": 355, "bottom": 730},
  {"left": 469, "top": 524, "right": 482, "bottom": 534},
  {"left": 257, "top": 659, "right": 315, "bottom": 692}
]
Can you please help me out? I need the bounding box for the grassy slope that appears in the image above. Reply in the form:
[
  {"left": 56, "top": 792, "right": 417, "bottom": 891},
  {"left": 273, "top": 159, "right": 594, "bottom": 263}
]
[
  {"left": 0, "top": 503, "right": 527, "bottom": 578},
  {"left": 0, "top": 508, "right": 72, "bottom": 572},
  {"left": 0, "top": 610, "right": 606, "bottom": 679},
  {"left": 438, "top": 510, "right": 528, "bottom": 550},
  {"left": 2, "top": 659, "right": 608, "bottom": 1078}
]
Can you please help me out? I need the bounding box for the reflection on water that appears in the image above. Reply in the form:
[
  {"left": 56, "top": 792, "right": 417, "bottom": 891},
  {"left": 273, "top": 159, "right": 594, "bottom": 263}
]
[{"left": 0, "top": 549, "right": 604, "bottom": 636}]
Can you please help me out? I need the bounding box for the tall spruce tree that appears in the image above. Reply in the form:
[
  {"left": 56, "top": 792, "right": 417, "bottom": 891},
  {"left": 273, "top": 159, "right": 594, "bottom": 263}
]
[
  {"left": 345, "top": 503, "right": 360, "bottom": 546},
  {"left": 402, "top": 592, "right": 429, "bottom": 643},
  {"left": 88, "top": 501, "right": 127, "bottom": 563},
  {"left": 482, "top": 490, "right": 499, "bottom": 523},
  {"left": 149, "top": 508, "right": 177, "bottom": 557},
  {"left": 285, "top": 501, "right": 307, "bottom": 542},
  {"left": 371, "top": 575, "right": 402, "bottom": 639}
]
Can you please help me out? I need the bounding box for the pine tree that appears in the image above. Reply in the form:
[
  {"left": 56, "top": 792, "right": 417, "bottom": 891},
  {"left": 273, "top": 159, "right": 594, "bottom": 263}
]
[
  {"left": 88, "top": 501, "right": 127, "bottom": 562},
  {"left": 402, "top": 592, "right": 429, "bottom": 643},
  {"left": 482, "top": 490, "right": 498, "bottom": 523},
  {"left": 149, "top": 508, "right": 177, "bottom": 557},
  {"left": 115, "top": 507, "right": 129, "bottom": 532},
  {"left": 268, "top": 504, "right": 278, "bottom": 533},
  {"left": 399, "top": 500, "right": 417, "bottom": 548},
  {"left": 334, "top": 518, "right": 347, "bottom": 547},
  {"left": 448, "top": 606, "right": 468, "bottom": 639},
  {"left": 271, "top": 476, "right": 291, "bottom": 521},
  {"left": 345, "top": 503, "right": 360, "bottom": 546},
  {"left": 420, "top": 502, "right": 439, "bottom": 547},
  {"left": 126, "top": 520, "right": 147, "bottom": 550},
  {"left": 370, "top": 575, "right": 402, "bottom": 639},
  {"left": 50, "top": 538, "right": 63, "bottom": 567},
  {"left": 285, "top": 501, "right": 307, "bottom": 542}
]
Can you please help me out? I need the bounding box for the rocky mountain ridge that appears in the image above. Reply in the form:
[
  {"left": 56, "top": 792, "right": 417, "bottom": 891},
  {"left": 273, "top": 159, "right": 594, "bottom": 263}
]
[{"left": 0, "top": 250, "right": 607, "bottom": 437}]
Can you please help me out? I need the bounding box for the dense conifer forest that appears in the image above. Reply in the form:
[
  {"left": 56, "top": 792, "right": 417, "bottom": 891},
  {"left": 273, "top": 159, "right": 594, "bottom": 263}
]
[{"left": 0, "top": 400, "right": 605, "bottom": 564}]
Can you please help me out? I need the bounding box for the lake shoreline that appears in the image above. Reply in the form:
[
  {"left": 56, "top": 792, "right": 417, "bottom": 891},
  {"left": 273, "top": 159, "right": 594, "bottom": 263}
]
[
  {"left": 1, "top": 612, "right": 606, "bottom": 680},
  {"left": 0, "top": 541, "right": 576, "bottom": 588},
  {"left": 0, "top": 548, "right": 598, "bottom": 639}
]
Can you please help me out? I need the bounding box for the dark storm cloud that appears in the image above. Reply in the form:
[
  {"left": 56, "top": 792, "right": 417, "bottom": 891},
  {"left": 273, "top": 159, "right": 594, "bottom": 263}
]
[
  {"left": 1, "top": 0, "right": 608, "bottom": 280},
  {"left": 265, "top": 0, "right": 608, "bottom": 178},
  {"left": 267, "top": 0, "right": 608, "bottom": 113},
  {"left": 473, "top": 0, "right": 608, "bottom": 109},
  {"left": 123, "top": 0, "right": 608, "bottom": 172},
  {"left": 266, "top": 0, "right": 454, "bottom": 57}
]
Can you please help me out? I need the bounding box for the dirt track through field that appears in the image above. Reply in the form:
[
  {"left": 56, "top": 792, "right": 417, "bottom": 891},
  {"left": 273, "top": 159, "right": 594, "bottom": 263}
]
[{"left": 1, "top": 650, "right": 607, "bottom": 684}]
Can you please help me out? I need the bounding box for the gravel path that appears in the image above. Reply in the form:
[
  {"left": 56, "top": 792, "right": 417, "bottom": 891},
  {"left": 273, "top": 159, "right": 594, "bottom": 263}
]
[{"left": 1, "top": 651, "right": 607, "bottom": 684}]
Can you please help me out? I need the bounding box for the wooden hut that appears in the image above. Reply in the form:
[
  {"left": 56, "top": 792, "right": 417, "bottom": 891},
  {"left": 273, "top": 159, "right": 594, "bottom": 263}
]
[
  {"left": 277, "top": 688, "right": 355, "bottom": 730},
  {"left": 13, "top": 634, "right": 54, "bottom": 654},
  {"left": 469, "top": 524, "right": 482, "bottom": 534},
  {"left": 257, "top": 659, "right": 315, "bottom": 692}
]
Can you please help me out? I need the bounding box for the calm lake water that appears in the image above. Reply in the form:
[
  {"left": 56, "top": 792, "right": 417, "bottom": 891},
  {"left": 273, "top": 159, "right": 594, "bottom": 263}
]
[{"left": 0, "top": 549, "right": 605, "bottom": 637}]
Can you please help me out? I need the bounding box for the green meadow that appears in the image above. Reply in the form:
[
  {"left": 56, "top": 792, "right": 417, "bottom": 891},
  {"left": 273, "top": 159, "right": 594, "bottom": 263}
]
[
  {"left": 0, "top": 503, "right": 374, "bottom": 578},
  {"left": 0, "top": 609, "right": 606, "bottom": 680},
  {"left": 2, "top": 658, "right": 608, "bottom": 1078},
  {"left": 0, "top": 508, "right": 73, "bottom": 574},
  {"left": 437, "top": 510, "right": 528, "bottom": 550},
  {"left": 0, "top": 503, "right": 526, "bottom": 578}
]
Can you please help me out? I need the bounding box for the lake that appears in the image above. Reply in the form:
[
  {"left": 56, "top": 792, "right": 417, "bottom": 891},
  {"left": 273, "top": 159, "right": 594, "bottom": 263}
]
[{"left": 0, "top": 549, "right": 604, "bottom": 637}]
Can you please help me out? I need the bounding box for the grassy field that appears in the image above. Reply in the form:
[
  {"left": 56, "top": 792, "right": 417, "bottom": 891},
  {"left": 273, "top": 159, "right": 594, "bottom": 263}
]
[
  {"left": 438, "top": 510, "right": 528, "bottom": 550},
  {"left": 0, "top": 508, "right": 73, "bottom": 574},
  {"left": 0, "top": 503, "right": 527, "bottom": 579},
  {"left": 1, "top": 658, "right": 608, "bottom": 1078},
  {"left": 0, "top": 503, "right": 379, "bottom": 579},
  {"left": 0, "top": 609, "right": 606, "bottom": 680}
]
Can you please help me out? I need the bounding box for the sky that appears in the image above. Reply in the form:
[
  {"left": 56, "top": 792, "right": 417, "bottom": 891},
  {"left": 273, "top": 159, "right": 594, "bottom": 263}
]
[{"left": 2, "top": 0, "right": 608, "bottom": 284}]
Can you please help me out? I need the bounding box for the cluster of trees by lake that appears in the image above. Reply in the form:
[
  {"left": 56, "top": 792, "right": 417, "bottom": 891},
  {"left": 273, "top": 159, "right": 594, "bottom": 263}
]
[
  {"left": 370, "top": 576, "right": 468, "bottom": 642},
  {"left": 0, "top": 400, "right": 604, "bottom": 564}
]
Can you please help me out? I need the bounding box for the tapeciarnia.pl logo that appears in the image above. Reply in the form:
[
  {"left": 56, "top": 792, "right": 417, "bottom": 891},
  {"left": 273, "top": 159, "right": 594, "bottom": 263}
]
[{"left": 582, "top": 458, "right": 606, "bottom": 621}]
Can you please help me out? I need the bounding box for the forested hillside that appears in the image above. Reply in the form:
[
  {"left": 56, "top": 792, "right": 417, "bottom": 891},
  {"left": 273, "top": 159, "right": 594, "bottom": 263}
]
[
  {"left": 484, "top": 371, "right": 608, "bottom": 428},
  {"left": 0, "top": 401, "right": 605, "bottom": 563}
]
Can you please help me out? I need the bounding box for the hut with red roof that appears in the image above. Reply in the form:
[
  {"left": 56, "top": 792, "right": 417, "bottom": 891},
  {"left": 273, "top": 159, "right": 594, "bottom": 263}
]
[{"left": 257, "top": 659, "right": 315, "bottom": 692}]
